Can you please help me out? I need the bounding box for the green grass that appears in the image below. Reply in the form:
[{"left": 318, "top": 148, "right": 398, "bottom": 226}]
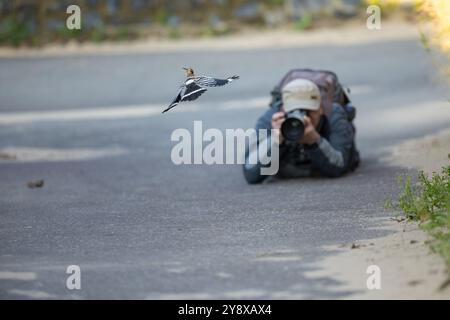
[
  {"left": 154, "top": 8, "right": 169, "bottom": 26},
  {"left": 56, "top": 27, "right": 83, "bottom": 41},
  {"left": 419, "top": 30, "right": 431, "bottom": 52},
  {"left": 293, "top": 13, "right": 313, "bottom": 32},
  {"left": 201, "top": 25, "right": 231, "bottom": 38},
  {"left": 90, "top": 26, "right": 107, "bottom": 43},
  {"left": 389, "top": 155, "right": 450, "bottom": 288},
  {"left": 168, "top": 27, "right": 182, "bottom": 39},
  {"left": 0, "top": 16, "right": 32, "bottom": 46}
]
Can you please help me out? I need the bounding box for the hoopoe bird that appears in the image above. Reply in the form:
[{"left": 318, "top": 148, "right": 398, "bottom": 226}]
[{"left": 162, "top": 67, "right": 239, "bottom": 113}]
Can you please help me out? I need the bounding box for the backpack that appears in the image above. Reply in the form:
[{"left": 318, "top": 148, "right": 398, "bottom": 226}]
[{"left": 269, "top": 68, "right": 355, "bottom": 122}]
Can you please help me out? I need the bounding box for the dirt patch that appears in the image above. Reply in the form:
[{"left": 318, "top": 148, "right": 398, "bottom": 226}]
[
  {"left": 312, "top": 129, "right": 450, "bottom": 299},
  {"left": 305, "top": 219, "right": 450, "bottom": 299},
  {"left": 384, "top": 128, "right": 450, "bottom": 175}
]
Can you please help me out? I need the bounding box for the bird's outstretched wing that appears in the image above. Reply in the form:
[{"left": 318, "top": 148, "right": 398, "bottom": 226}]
[
  {"left": 162, "top": 82, "right": 208, "bottom": 113},
  {"left": 195, "top": 75, "right": 240, "bottom": 87},
  {"left": 181, "top": 82, "right": 207, "bottom": 102},
  {"left": 162, "top": 88, "right": 183, "bottom": 113}
]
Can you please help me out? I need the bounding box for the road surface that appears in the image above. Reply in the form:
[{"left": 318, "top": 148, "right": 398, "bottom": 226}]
[{"left": 0, "top": 26, "right": 449, "bottom": 299}]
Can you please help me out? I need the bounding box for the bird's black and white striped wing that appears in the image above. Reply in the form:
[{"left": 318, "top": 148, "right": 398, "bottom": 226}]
[
  {"left": 162, "top": 82, "right": 208, "bottom": 113},
  {"left": 195, "top": 75, "right": 239, "bottom": 87},
  {"left": 181, "top": 81, "right": 207, "bottom": 102},
  {"left": 162, "top": 88, "right": 183, "bottom": 113}
]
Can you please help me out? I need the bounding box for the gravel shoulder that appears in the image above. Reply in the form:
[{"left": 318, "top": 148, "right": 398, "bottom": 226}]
[
  {"left": 384, "top": 128, "right": 450, "bottom": 175},
  {"left": 307, "top": 130, "right": 450, "bottom": 299},
  {"left": 305, "top": 219, "right": 450, "bottom": 299}
]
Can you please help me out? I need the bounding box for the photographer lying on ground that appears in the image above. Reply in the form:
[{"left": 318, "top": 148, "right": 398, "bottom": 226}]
[{"left": 243, "top": 69, "right": 360, "bottom": 184}]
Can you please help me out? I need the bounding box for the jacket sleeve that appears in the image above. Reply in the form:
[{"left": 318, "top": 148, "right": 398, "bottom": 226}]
[
  {"left": 306, "top": 104, "right": 354, "bottom": 177},
  {"left": 243, "top": 108, "right": 277, "bottom": 184}
]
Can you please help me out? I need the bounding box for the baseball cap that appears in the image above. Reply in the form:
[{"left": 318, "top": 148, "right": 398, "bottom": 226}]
[{"left": 281, "top": 79, "right": 321, "bottom": 112}]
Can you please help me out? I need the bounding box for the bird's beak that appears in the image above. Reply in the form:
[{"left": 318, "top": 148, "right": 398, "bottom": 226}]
[{"left": 182, "top": 67, "right": 188, "bottom": 70}]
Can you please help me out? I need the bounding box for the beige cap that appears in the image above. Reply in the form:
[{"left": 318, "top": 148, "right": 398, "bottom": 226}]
[{"left": 282, "top": 79, "right": 321, "bottom": 112}]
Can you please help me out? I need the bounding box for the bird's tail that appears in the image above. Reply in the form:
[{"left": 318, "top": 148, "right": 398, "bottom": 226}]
[
  {"left": 227, "top": 75, "right": 240, "bottom": 81},
  {"left": 162, "top": 104, "right": 176, "bottom": 113}
]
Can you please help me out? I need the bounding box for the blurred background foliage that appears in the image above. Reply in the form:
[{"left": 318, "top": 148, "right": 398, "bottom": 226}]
[
  {"left": 365, "top": 0, "right": 450, "bottom": 62},
  {"left": 0, "top": 0, "right": 446, "bottom": 52},
  {"left": 0, "top": 0, "right": 379, "bottom": 46},
  {"left": 0, "top": 0, "right": 370, "bottom": 46},
  {"left": 418, "top": 0, "right": 450, "bottom": 56}
]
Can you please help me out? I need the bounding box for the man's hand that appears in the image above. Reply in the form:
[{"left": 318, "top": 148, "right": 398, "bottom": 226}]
[
  {"left": 271, "top": 112, "right": 285, "bottom": 145},
  {"left": 299, "top": 116, "right": 321, "bottom": 145},
  {"left": 272, "top": 112, "right": 320, "bottom": 146}
]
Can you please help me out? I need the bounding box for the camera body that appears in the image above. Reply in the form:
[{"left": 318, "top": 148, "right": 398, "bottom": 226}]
[{"left": 281, "top": 109, "right": 307, "bottom": 142}]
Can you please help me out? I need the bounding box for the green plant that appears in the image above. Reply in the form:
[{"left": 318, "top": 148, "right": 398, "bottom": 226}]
[
  {"left": 90, "top": 26, "right": 107, "bottom": 43},
  {"left": 393, "top": 155, "right": 450, "bottom": 286},
  {"left": 0, "top": 16, "right": 32, "bottom": 46},
  {"left": 168, "top": 27, "right": 181, "bottom": 39},
  {"left": 154, "top": 8, "right": 169, "bottom": 26},
  {"left": 201, "top": 25, "right": 231, "bottom": 38},
  {"left": 364, "top": 0, "right": 402, "bottom": 14},
  {"left": 294, "top": 13, "right": 313, "bottom": 31},
  {"left": 115, "top": 26, "right": 131, "bottom": 41},
  {"left": 56, "top": 27, "right": 82, "bottom": 41},
  {"left": 419, "top": 30, "right": 431, "bottom": 52},
  {"left": 265, "top": 0, "right": 284, "bottom": 8}
]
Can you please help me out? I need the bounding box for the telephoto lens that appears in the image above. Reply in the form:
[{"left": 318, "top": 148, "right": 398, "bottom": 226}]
[{"left": 281, "top": 110, "right": 306, "bottom": 142}]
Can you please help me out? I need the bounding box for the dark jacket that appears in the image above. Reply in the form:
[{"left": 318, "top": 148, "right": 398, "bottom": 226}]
[{"left": 243, "top": 103, "right": 359, "bottom": 184}]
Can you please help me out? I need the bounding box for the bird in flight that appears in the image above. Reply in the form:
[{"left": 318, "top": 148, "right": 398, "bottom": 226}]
[{"left": 162, "top": 67, "right": 239, "bottom": 113}]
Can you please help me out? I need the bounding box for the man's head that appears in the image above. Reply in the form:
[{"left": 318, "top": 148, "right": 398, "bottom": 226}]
[{"left": 281, "top": 79, "right": 323, "bottom": 128}]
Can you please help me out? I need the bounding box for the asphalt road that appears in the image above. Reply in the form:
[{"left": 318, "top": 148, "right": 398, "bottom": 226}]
[{"left": 0, "top": 31, "right": 449, "bottom": 299}]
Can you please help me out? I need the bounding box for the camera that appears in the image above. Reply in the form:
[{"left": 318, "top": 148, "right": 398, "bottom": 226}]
[{"left": 281, "top": 109, "right": 307, "bottom": 142}]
